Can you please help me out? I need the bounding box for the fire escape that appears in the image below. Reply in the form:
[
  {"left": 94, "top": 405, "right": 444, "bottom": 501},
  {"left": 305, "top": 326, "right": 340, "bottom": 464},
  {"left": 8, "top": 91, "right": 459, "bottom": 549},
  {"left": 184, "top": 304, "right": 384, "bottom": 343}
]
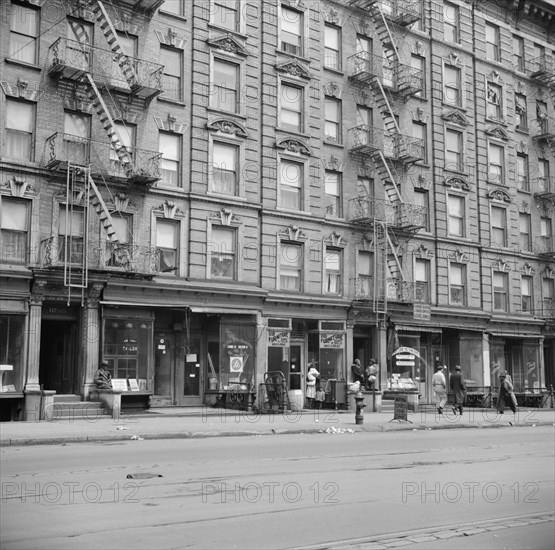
[
  {"left": 42, "top": 0, "right": 164, "bottom": 296},
  {"left": 347, "top": 0, "right": 427, "bottom": 320}
]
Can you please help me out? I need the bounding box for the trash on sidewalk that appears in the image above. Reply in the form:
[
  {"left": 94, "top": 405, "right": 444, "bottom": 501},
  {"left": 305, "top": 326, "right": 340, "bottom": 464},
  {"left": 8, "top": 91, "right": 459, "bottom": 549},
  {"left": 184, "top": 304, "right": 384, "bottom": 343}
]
[
  {"left": 130, "top": 435, "right": 144, "bottom": 440},
  {"left": 126, "top": 473, "right": 163, "bottom": 479},
  {"left": 116, "top": 426, "right": 129, "bottom": 430},
  {"left": 322, "top": 426, "right": 355, "bottom": 434}
]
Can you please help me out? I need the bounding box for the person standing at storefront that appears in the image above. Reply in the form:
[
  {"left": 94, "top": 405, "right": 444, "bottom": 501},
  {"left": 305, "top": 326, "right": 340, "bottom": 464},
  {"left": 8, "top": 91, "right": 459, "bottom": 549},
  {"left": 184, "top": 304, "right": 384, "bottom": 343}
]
[
  {"left": 306, "top": 362, "right": 320, "bottom": 409},
  {"left": 365, "top": 359, "right": 378, "bottom": 390},
  {"left": 432, "top": 364, "right": 447, "bottom": 415},
  {"left": 351, "top": 358, "right": 364, "bottom": 385},
  {"left": 449, "top": 365, "right": 466, "bottom": 416}
]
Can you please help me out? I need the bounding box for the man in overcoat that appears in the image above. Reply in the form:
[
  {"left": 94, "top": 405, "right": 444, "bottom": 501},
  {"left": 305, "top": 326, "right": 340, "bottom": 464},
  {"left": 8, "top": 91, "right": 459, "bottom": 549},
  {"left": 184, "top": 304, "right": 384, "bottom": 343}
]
[{"left": 449, "top": 365, "right": 466, "bottom": 415}]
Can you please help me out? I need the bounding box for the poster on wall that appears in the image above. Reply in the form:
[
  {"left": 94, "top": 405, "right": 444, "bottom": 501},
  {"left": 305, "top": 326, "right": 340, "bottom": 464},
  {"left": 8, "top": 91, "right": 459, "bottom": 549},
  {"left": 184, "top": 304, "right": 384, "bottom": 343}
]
[
  {"left": 268, "top": 329, "right": 290, "bottom": 347},
  {"left": 230, "top": 356, "right": 244, "bottom": 373},
  {"left": 320, "top": 332, "right": 344, "bottom": 349}
]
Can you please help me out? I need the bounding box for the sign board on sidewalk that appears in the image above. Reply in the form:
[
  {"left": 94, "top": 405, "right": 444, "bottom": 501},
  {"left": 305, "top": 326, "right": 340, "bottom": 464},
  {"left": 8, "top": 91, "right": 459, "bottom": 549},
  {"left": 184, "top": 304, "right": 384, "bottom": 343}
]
[{"left": 389, "top": 394, "right": 412, "bottom": 423}]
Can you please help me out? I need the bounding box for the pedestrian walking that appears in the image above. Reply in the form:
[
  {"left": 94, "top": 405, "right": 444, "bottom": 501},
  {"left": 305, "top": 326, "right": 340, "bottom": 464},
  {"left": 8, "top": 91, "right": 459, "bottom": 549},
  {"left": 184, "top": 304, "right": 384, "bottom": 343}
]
[
  {"left": 432, "top": 364, "right": 447, "bottom": 415},
  {"left": 449, "top": 365, "right": 466, "bottom": 415},
  {"left": 306, "top": 362, "right": 320, "bottom": 409},
  {"left": 497, "top": 372, "right": 517, "bottom": 415}
]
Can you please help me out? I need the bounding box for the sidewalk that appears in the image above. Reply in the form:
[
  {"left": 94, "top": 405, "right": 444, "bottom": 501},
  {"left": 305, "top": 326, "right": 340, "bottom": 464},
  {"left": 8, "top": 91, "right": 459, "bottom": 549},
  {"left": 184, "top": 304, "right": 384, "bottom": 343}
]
[{"left": 1, "top": 406, "right": 554, "bottom": 446}]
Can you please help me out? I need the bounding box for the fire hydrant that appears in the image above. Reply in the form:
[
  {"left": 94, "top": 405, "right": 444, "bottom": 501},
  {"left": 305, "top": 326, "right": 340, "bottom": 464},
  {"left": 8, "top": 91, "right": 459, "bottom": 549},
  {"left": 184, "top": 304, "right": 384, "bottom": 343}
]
[{"left": 355, "top": 390, "right": 366, "bottom": 425}]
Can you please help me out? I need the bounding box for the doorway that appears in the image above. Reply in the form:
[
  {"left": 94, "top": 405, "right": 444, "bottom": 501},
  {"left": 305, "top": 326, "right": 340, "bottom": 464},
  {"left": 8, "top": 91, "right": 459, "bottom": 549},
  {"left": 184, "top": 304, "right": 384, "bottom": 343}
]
[{"left": 39, "top": 320, "right": 78, "bottom": 394}]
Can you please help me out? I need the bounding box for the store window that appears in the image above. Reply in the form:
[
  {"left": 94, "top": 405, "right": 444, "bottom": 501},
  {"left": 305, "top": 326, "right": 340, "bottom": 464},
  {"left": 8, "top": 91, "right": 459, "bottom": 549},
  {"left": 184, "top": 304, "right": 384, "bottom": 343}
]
[
  {"left": 0, "top": 198, "right": 29, "bottom": 263},
  {"left": 0, "top": 315, "right": 25, "bottom": 392},
  {"left": 103, "top": 319, "right": 152, "bottom": 386},
  {"left": 308, "top": 321, "right": 345, "bottom": 381}
]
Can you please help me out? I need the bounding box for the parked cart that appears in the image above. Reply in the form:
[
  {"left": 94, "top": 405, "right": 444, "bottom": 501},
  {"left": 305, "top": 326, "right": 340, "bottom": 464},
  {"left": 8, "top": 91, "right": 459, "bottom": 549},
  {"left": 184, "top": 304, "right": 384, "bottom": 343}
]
[{"left": 256, "top": 371, "right": 291, "bottom": 413}]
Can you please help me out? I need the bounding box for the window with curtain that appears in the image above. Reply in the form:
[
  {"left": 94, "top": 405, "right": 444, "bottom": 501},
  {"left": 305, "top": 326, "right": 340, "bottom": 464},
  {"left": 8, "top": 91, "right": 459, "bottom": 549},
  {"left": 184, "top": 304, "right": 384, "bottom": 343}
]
[
  {"left": 415, "top": 258, "right": 430, "bottom": 302},
  {"left": 487, "top": 83, "right": 503, "bottom": 120},
  {"left": 279, "top": 159, "right": 303, "bottom": 210},
  {"left": 491, "top": 205, "right": 507, "bottom": 247},
  {"left": 324, "top": 171, "right": 341, "bottom": 217},
  {"left": 448, "top": 194, "right": 465, "bottom": 237},
  {"left": 488, "top": 143, "right": 504, "bottom": 183},
  {"left": 324, "top": 248, "right": 341, "bottom": 294},
  {"left": 280, "top": 83, "right": 303, "bottom": 132},
  {"left": 493, "top": 271, "right": 509, "bottom": 311},
  {"left": 212, "top": 141, "right": 238, "bottom": 195},
  {"left": 212, "top": 59, "right": 239, "bottom": 112},
  {"left": 156, "top": 219, "right": 178, "bottom": 274},
  {"left": 6, "top": 100, "right": 34, "bottom": 160},
  {"left": 280, "top": 242, "right": 302, "bottom": 290},
  {"left": 159, "top": 132, "right": 180, "bottom": 186},
  {"left": 58, "top": 205, "right": 85, "bottom": 264},
  {"left": 357, "top": 251, "right": 373, "bottom": 297},
  {"left": 513, "top": 35, "right": 524, "bottom": 72},
  {"left": 9, "top": 3, "right": 39, "bottom": 64},
  {"left": 515, "top": 93, "right": 527, "bottom": 130},
  {"left": 162, "top": 47, "right": 183, "bottom": 101},
  {"left": 210, "top": 226, "right": 236, "bottom": 279},
  {"left": 0, "top": 198, "right": 29, "bottom": 263},
  {"left": 281, "top": 6, "right": 303, "bottom": 55},
  {"left": 212, "top": 0, "right": 239, "bottom": 31},
  {"left": 449, "top": 263, "right": 466, "bottom": 305},
  {"left": 324, "top": 25, "right": 341, "bottom": 70},
  {"left": 324, "top": 98, "right": 341, "bottom": 142},
  {"left": 64, "top": 112, "right": 91, "bottom": 165},
  {"left": 106, "top": 214, "right": 132, "bottom": 268}
]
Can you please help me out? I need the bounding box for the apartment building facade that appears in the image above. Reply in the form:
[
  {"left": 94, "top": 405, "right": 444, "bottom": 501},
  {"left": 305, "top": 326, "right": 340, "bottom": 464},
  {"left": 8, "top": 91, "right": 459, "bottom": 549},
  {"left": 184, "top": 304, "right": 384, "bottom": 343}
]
[{"left": 0, "top": 0, "right": 553, "bottom": 419}]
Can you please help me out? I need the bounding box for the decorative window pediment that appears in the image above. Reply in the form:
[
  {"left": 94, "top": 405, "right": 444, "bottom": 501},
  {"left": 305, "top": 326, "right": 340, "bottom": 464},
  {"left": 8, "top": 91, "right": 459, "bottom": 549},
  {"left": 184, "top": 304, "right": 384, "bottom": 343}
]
[
  {"left": 110, "top": 193, "right": 135, "bottom": 213},
  {"left": 362, "top": 233, "right": 373, "bottom": 250},
  {"left": 322, "top": 155, "right": 344, "bottom": 171},
  {"left": 324, "top": 231, "right": 347, "bottom": 248},
  {"left": 322, "top": 6, "right": 343, "bottom": 25},
  {"left": 282, "top": 0, "right": 307, "bottom": 10},
  {"left": 275, "top": 59, "right": 312, "bottom": 80},
  {"left": 517, "top": 201, "right": 530, "bottom": 214},
  {"left": 485, "top": 125, "right": 510, "bottom": 141},
  {"left": 412, "top": 107, "right": 430, "bottom": 123},
  {"left": 411, "top": 42, "right": 427, "bottom": 56},
  {"left": 487, "top": 70, "right": 503, "bottom": 84},
  {"left": 1, "top": 177, "right": 35, "bottom": 197},
  {"left": 493, "top": 258, "right": 510, "bottom": 272},
  {"left": 515, "top": 140, "right": 528, "bottom": 154},
  {"left": 487, "top": 187, "right": 512, "bottom": 203},
  {"left": 279, "top": 225, "right": 307, "bottom": 242},
  {"left": 57, "top": 188, "right": 86, "bottom": 206},
  {"left": 444, "top": 176, "right": 470, "bottom": 191},
  {"left": 414, "top": 244, "right": 433, "bottom": 258},
  {"left": 441, "top": 109, "right": 469, "bottom": 127},
  {"left": 155, "top": 28, "right": 188, "bottom": 49},
  {"left": 207, "top": 118, "right": 248, "bottom": 137},
  {"left": 207, "top": 34, "right": 249, "bottom": 57},
  {"left": 520, "top": 263, "right": 535, "bottom": 276},
  {"left": 412, "top": 173, "right": 432, "bottom": 190},
  {"left": 450, "top": 250, "right": 469, "bottom": 263},
  {"left": 353, "top": 19, "right": 371, "bottom": 36},
  {"left": 543, "top": 266, "right": 555, "bottom": 278},
  {"left": 275, "top": 137, "right": 312, "bottom": 156},
  {"left": 1, "top": 79, "right": 41, "bottom": 102},
  {"left": 154, "top": 113, "right": 188, "bottom": 134},
  {"left": 323, "top": 81, "right": 343, "bottom": 98},
  {"left": 351, "top": 89, "right": 372, "bottom": 106},
  {"left": 209, "top": 208, "right": 238, "bottom": 226},
  {"left": 154, "top": 201, "right": 184, "bottom": 219},
  {"left": 446, "top": 52, "right": 462, "bottom": 66}
]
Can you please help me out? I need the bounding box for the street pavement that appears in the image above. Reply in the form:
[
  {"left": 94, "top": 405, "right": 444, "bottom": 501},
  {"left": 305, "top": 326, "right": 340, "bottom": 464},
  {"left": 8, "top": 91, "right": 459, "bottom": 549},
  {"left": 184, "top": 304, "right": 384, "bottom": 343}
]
[{"left": 1, "top": 405, "right": 554, "bottom": 446}]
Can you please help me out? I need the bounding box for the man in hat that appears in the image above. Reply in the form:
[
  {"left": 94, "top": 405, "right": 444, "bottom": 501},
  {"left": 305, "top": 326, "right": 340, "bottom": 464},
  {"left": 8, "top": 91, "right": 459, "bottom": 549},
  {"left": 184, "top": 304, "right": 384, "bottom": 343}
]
[
  {"left": 497, "top": 371, "right": 517, "bottom": 415},
  {"left": 93, "top": 360, "right": 113, "bottom": 389},
  {"left": 450, "top": 365, "right": 466, "bottom": 415},
  {"left": 432, "top": 364, "right": 447, "bottom": 415}
]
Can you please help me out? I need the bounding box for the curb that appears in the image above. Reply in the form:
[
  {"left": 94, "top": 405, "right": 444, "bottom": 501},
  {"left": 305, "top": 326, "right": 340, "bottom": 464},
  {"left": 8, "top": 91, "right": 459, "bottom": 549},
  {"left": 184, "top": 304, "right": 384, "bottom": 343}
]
[{"left": 1, "top": 420, "right": 553, "bottom": 447}]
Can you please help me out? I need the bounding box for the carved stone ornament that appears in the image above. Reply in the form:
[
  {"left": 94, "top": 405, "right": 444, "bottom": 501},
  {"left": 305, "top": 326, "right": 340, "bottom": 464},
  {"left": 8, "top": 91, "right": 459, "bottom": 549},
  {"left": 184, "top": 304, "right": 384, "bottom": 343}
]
[
  {"left": 354, "top": 19, "right": 370, "bottom": 36},
  {"left": 210, "top": 208, "right": 235, "bottom": 226},
  {"left": 485, "top": 125, "right": 510, "bottom": 141},
  {"left": 520, "top": 263, "right": 535, "bottom": 276},
  {"left": 414, "top": 244, "right": 433, "bottom": 258},
  {"left": 275, "top": 137, "right": 312, "bottom": 156},
  {"left": 487, "top": 70, "right": 502, "bottom": 84},
  {"left": 543, "top": 266, "right": 555, "bottom": 279},
  {"left": 325, "top": 231, "right": 347, "bottom": 248},
  {"left": 207, "top": 118, "right": 248, "bottom": 137},
  {"left": 446, "top": 52, "right": 461, "bottom": 66},
  {"left": 207, "top": 34, "right": 248, "bottom": 57},
  {"left": 493, "top": 258, "right": 510, "bottom": 272},
  {"left": 450, "top": 250, "right": 469, "bottom": 263},
  {"left": 322, "top": 7, "right": 342, "bottom": 25},
  {"left": 362, "top": 234, "right": 373, "bottom": 250},
  {"left": 323, "top": 155, "right": 344, "bottom": 172},
  {"left": 323, "top": 82, "right": 342, "bottom": 98},
  {"left": 444, "top": 176, "right": 470, "bottom": 191},
  {"left": 3, "top": 176, "right": 30, "bottom": 197},
  {"left": 113, "top": 193, "right": 130, "bottom": 213},
  {"left": 1, "top": 79, "right": 42, "bottom": 101},
  {"left": 516, "top": 140, "right": 528, "bottom": 154},
  {"left": 155, "top": 28, "right": 187, "bottom": 49},
  {"left": 155, "top": 201, "right": 183, "bottom": 219},
  {"left": 413, "top": 174, "right": 431, "bottom": 190},
  {"left": 441, "top": 109, "right": 469, "bottom": 127},
  {"left": 518, "top": 201, "right": 530, "bottom": 214},
  {"left": 280, "top": 225, "right": 307, "bottom": 242},
  {"left": 275, "top": 59, "right": 312, "bottom": 80},
  {"left": 487, "top": 188, "right": 512, "bottom": 203},
  {"left": 153, "top": 114, "right": 187, "bottom": 134}
]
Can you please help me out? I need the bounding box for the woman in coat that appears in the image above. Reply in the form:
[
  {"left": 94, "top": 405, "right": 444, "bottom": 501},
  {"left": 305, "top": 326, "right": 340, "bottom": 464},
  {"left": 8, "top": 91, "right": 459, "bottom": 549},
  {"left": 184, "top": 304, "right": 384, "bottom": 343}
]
[
  {"left": 497, "top": 372, "right": 517, "bottom": 414},
  {"left": 449, "top": 365, "right": 466, "bottom": 415},
  {"left": 306, "top": 362, "right": 320, "bottom": 409}
]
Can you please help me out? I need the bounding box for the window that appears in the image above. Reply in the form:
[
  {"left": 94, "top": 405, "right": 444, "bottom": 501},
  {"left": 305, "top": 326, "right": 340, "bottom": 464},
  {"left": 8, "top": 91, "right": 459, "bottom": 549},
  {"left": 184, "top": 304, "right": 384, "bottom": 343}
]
[
  {"left": 112, "top": 33, "right": 137, "bottom": 88},
  {"left": 212, "top": 59, "right": 239, "bottom": 112},
  {"left": 357, "top": 251, "right": 373, "bottom": 297},
  {"left": 521, "top": 276, "right": 533, "bottom": 313},
  {"left": 162, "top": 0, "right": 183, "bottom": 16},
  {"left": 67, "top": 19, "right": 93, "bottom": 70},
  {"left": 106, "top": 214, "right": 132, "bottom": 268},
  {"left": 382, "top": 48, "right": 394, "bottom": 88},
  {"left": 324, "top": 98, "right": 341, "bottom": 142},
  {"left": 5, "top": 100, "right": 34, "bottom": 160},
  {"left": 0, "top": 198, "right": 28, "bottom": 263},
  {"left": 356, "top": 105, "right": 372, "bottom": 128},
  {"left": 411, "top": 55, "right": 425, "bottom": 97},
  {"left": 448, "top": 194, "right": 465, "bottom": 237},
  {"left": 159, "top": 132, "right": 180, "bottom": 186},
  {"left": 536, "top": 101, "right": 549, "bottom": 134},
  {"left": 324, "top": 248, "right": 341, "bottom": 294},
  {"left": 280, "top": 242, "right": 302, "bottom": 290},
  {"left": 279, "top": 159, "right": 303, "bottom": 210},
  {"left": 9, "top": 3, "right": 39, "bottom": 64},
  {"left": 156, "top": 219, "right": 178, "bottom": 274},
  {"left": 443, "top": 65, "right": 461, "bottom": 106},
  {"left": 491, "top": 206, "right": 507, "bottom": 247},
  {"left": 58, "top": 205, "right": 84, "bottom": 264},
  {"left": 414, "top": 189, "right": 429, "bottom": 231},
  {"left": 443, "top": 2, "right": 459, "bottom": 43},
  {"left": 412, "top": 121, "right": 427, "bottom": 162},
  {"left": 519, "top": 213, "right": 532, "bottom": 252},
  {"left": 354, "top": 35, "right": 371, "bottom": 74},
  {"left": 358, "top": 176, "right": 373, "bottom": 198},
  {"left": 540, "top": 217, "right": 553, "bottom": 254},
  {"left": 485, "top": 23, "right": 500, "bottom": 61},
  {"left": 445, "top": 128, "right": 463, "bottom": 172},
  {"left": 513, "top": 35, "right": 524, "bottom": 72},
  {"left": 212, "top": 141, "right": 238, "bottom": 195},
  {"left": 280, "top": 83, "right": 303, "bottom": 132},
  {"left": 493, "top": 271, "right": 509, "bottom": 311},
  {"left": 542, "top": 278, "right": 554, "bottom": 313},
  {"left": 538, "top": 159, "right": 550, "bottom": 193},
  {"left": 210, "top": 226, "right": 236, "bottom": 279},
  {"left": 516, "top": 153, "right": 529, "bottom": 192},
  {"left": 281, "top": 6, "right": 303, "bottom": 56},
  {"left": 515, "top": 93, "right": 527, "bottom": 130},
  {"left": 212, "top": 0, "right": 239, "bottom": 32},
  {"left": 415, "top": 258, "right": 430, "bottom": 302},
  {"left": 161, "top": 47, "right": 182, "bottom": 101},
  {"left": 488, "top": 143, "right": 504, "bottom": 183},
  {"left": 63, "top": 111, "right": 91, "bottom": 165},
  {"left": 324, "top": 25, "right": 341, "bottom": 70},
  {"left": 532, "top": 44, "right": 545, "bottom": 72},
  {"left": 324, "top": 171, "right": 341, "bottom": 217},
  {"left": 356, "top": 35, "right": 371, "bottom": 55},
  {"left": 486, "top": 83, "right": 502, "bottom": 120},
  {"left": 110, "top": 122, "right": 135, "bottom": 178},
  {"left": 449, "top": 263, "right": 466, "bottom": 305}
]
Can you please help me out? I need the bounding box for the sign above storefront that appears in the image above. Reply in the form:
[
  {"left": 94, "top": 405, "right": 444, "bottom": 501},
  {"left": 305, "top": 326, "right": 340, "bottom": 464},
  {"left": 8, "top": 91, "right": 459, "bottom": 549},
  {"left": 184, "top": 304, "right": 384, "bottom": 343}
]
[
  {"left": 320, "top": 332, "right": 344, "bottom": 349},
  {"left": 268, "top": 328, "right": 290, "bottom": 347},
  {"left": 413, "top": 303, "right": 431, "bottom": 321}
]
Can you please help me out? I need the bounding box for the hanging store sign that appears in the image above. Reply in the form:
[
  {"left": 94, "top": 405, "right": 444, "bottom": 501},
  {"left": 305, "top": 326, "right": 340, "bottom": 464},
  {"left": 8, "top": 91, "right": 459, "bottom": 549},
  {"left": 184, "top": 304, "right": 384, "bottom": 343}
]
[
  {"left": 320, "top": 332, "right": 345, "bottom": 349},
  {"left": 268, "top": 328, "right": 291, "bottom": 347},
  {"left": 413, "top": 303, "right": 431, "bottom": 321},
  {"left": 393, "top": 347, "right": 418, "bottom": 368}
]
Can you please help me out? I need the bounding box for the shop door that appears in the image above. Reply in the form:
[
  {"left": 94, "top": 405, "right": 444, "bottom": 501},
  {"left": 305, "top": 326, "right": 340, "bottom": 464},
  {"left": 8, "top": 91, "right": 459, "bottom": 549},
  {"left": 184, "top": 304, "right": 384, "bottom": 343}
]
[
  {"left": 154, "top": 332, "right": 174, "bottom": 406},
  {"left": 39, "top": 321, "right": 78, "bottom": 394},
  {"left": 178, "top": 337, "right": 202, "bottom": 406}
]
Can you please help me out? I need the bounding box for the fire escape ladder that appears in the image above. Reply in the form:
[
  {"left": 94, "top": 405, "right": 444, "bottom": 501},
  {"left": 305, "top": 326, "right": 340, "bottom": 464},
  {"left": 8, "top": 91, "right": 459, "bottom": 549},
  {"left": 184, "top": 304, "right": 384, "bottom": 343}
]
[
  {"left": 82, "top": 73, "right": 134, "bottom": 179},
  {"left": 373, "top": 222, "right": 387, "bottom": 320},
  {"left": 91, "top": 0, "right": 140, "bottom": 90},
  {"left": 374, "top": 79, "right": 401, "bottom": 133},
  {"left": 88, "top": 174, "right": 119, "bottom": 243},
  {"left": 374, "top": 150, "right": 402, "bottom": 203},
  {"left": 370, "top": 3, "right": 401, "bottom": 63}
]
